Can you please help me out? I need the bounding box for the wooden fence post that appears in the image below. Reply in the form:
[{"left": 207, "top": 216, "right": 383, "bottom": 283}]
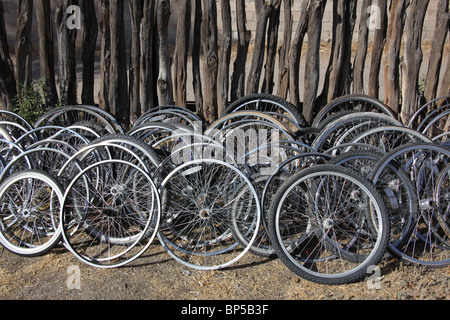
[
  {"left": 368, "top": 0, "right": 387, "bottom": 100},
  {"left": 319, "top": 0, "right": 357, "bottom": 107},
  {"left": 36, "top": 0, "right": 59, "bottom": 107},
  {"left": 109, "top": 0, "right": 129, "bottom": 128},
  {"left": 201, "top": 0, "right": 219, "bottom": 123},
  {"left": 129, "top": 0, "right": 143, "bottom": 123},
  {"left": 156, "top": 0, "right": 174, "bottom": 106},
  {"left": 289, "top": 0, "right": 310, "bottom": 110},
  {"left": 247, "top": 1, "right": 275, "bottom": 95},
  {"left": 231, "top": 0, "right": 250, "bottom": 102},
  {"left": 262, "top": 2, "right": 281, "bottom": 94},
  {"left": 55, "top": 0, "right": 78, "bottom": 106},
  {"left": 140, "top": 0, "right": 157, "bottom": 114},
  {"left": 174, "top": 0, "right": 191, "bottom": 108},
  {"left": 0, "top": 0, "right": 17, "bottom": 110},
  {"left": 304, "top": 0, "right": 326, "bottom": 122},
  {"left": 99, "top": 0, "right": 111, "bottom": 112},
  {"left": 424, "top": 0, "right": 449, "bottom": 103},
  {"left": 218, "top": 0, "right": 232, "bottom": 117},
  {"left": 81, "top": 0, "right": 98, "bottom": 106},
  {"left": 401, "top": 0, "right": 430, "bottom": 125},
  {"left": 353, "top": 0, "right": 372, "bottom": 94},
  {"left": 192, "top": 0, "right": 203, "bottom": 114},
  {"left": 15, "top": 0, "right": 33, "bottom": 93},
  {"left": 384, "top": 0, "right": 409, "bottom": 115}
]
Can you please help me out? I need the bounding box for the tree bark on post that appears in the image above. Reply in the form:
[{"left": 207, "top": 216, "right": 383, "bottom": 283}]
[
  {"left": 35, "top": 0, "right": 59, "bottom": 107},
  {"left": 368, "top": 0, "right": 387, "bottom": 99},
  {"left": 109, "top": 0, "right": 129, "bottom": 128},
  {"left": 218, "top": 0, "right": 232, "bottom": 117},
  {"left": 247, "top": 1, "right": 274, "bottom": 95},
  {"left": 353, "top": 0, "right": 372, "bottom": 94},
  {"left": 156, "top": 0, "right": 174, "bottom": 106},
  {"left": 424, "top": 0, "right": 449, "bottom": 103},
  {"left": 0, "top": 0, "right": 17, "bottom": 110},
  {"left": 140, "top": 0, "right": 156, "bottom": 114},
  {"left": 15, "top": 0, "right": 33, "bottom": 93},
  {"left": 201, "top": 0, "right": 219, "bottom": 124},
  {"left": 99, "top": 0, "right": 111, "bottom": 112},
  {"left": 56, "top": 0, "right": 78, "bottom": 106},
  {"left": 289, "top": 0, "right": 310, "bottom": 110},
  {"left": 277, "top": 0, "right": 293, "bottom": 100},
  {"left": 192, "top": 0, "right": 203, "bottom": 114},
  {"left": 383, "top": 0, "right": 409, "bottom": 115},
  {"left": 304, "top": 0, "right": 326, "bottom": 123},
  {"left": 318, "top": 0, "right": 357, "bottom": 107},
  {"left": 439, "top": 58, "right": 450, "bottom": 97},
  {"left": 231, "top": 0, "right": 250, "bottom": 102},
  {"left": 174, "top": 0, "right": 191, "bottom": 108},
  {"left": 81, "top": 0, "right": 98, "bottom": 106},
  {"left": 129, "top": 0, "right": 143, "bottom": 123},
  {"left": 262, "top": 1, "right": 281, "bottom": 95},
  {"left": 401, "top": 0, "right": 429, "bottom": 125}
]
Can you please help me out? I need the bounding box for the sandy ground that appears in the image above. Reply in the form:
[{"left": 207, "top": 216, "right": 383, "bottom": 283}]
[{"left": 1, "top": 237, "right": 449, "bottom": 301}]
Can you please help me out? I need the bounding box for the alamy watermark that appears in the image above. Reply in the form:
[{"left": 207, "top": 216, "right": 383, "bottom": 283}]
[
  {"left": 67, "top": 265, "right": 81, "bottom": 290},
  {"left": 366, "top": 265, "right": 382, "bottom": 290},
  {"left": 66, "top": 5, "right": 82, "bottom": 30},
  {"left": 367, "top": 5, "right": 383, "bottom": 30}
]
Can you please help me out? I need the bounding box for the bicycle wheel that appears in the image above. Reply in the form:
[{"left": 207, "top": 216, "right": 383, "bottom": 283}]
[
  {"left": 61, "top": 160, "right": 161, "bottom": 268},
  {"left": 158, "top": 158, "right": 261, "bottom": 270},
  {"left": 35, "top": 105, "right": 123, "bottom": 134},
  {"left": 435, "top": 164, "right": 450, "bottom": 239},
  {"left": 420, "top": 109, "right": 450, "bottom": 142},
  {"left": 312, "top": 112, "right": 403, "bottom": 152},
  {"left": 371, "top": 143, "right": 450, "bottom": 267},
  {"left": 350, "top": 126, "right": 432, "bottom": 153},
  {"left": 128, "top": 122, "right": 193, "bottom": 160},
  {"left": 0, "top": 121, "right": 31, "bottom": 143},
  {"left": 253, "top": 152, "right": 332, "bottom": 258},
  {"left": 62, "top": 134, "right": 161, "bottom": 178},
  {"left": 0, "top": 170, "right": 64, "bottom": 257},
  {"left": 224, "top": 93, "right": 308, "bottom": 130},
  {"left": 312, "top": 94, "right": 397, "bottom": 128},
  {"left": 0, "top": 110, "right": 34, "bottom": 132},
  {"left": 206, "top": 111, "right": 292, "bottom": 135},
  {"left": 330, "top": 150, "right": 418, "bottom": 257},
  {"left": 0, "top": 140, "right": 27, "bottom": 170},
  {"left": 408, "top": 94, "right": 450, "bottom": 130},
  {"left": 134, "top": 108, "right": 204, "bottom": 132},
  {"left": 0, "top": 147, "right": 77, "bottom": 187},
  {"left": 15, "top": 126, "right": 90, "bottom": 151},
  {"left": 206, "top": 115, "right": 295, "bottom": 168},
  {"left": 242, "top": 141, "right": 316, "bottom": 177},
  {"left": 268, "top": 164, "right": 390, "bottom": 285}
]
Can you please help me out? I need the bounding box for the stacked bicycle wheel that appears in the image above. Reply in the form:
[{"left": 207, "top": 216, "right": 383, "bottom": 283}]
[{"left": 0, "top": 94, "right": 448, "bottom": 286}]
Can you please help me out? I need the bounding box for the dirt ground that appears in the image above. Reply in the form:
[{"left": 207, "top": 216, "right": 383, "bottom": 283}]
[{"left": 0, "top": 237, "right": 448, "bottom": 301}]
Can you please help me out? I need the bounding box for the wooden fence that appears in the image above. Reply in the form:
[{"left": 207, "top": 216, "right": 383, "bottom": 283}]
[{"left": 0, "top": 0, "right": 449, "bottom": 128}]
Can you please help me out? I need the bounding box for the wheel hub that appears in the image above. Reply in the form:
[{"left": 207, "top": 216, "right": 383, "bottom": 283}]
[
  {"left": 323, "top": 218, "right": 335, "bottom": 230},
  {"left": 199, "top": 208, "right": 211, "bottom": 220}
]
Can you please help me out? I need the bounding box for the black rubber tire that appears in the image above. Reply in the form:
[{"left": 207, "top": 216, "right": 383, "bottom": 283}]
[{"left": 268, "top": 164, "right": 390, "bottom": 285}]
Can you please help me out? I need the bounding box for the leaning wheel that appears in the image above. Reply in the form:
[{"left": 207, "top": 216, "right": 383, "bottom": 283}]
[
  {"left": 158, "top": 158, "right": 261, "bottom": 270},
  {"left": 0, "top": 170, "right": 64, "bottom": 257},
  {"left": 224, "top": 93, "right": 308, "bottom": 130},
  {"left": 268, "top": 164, "right": 390, "bottom": 285},
  {"left": 61, "top": 160, "right": 161, "bottom": 268},
  {"left": 371, "top": 143, "right": 450, "bottom": 268},
  {"left": 312, "top": 94, "right": 397, "bottom": 128}
]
